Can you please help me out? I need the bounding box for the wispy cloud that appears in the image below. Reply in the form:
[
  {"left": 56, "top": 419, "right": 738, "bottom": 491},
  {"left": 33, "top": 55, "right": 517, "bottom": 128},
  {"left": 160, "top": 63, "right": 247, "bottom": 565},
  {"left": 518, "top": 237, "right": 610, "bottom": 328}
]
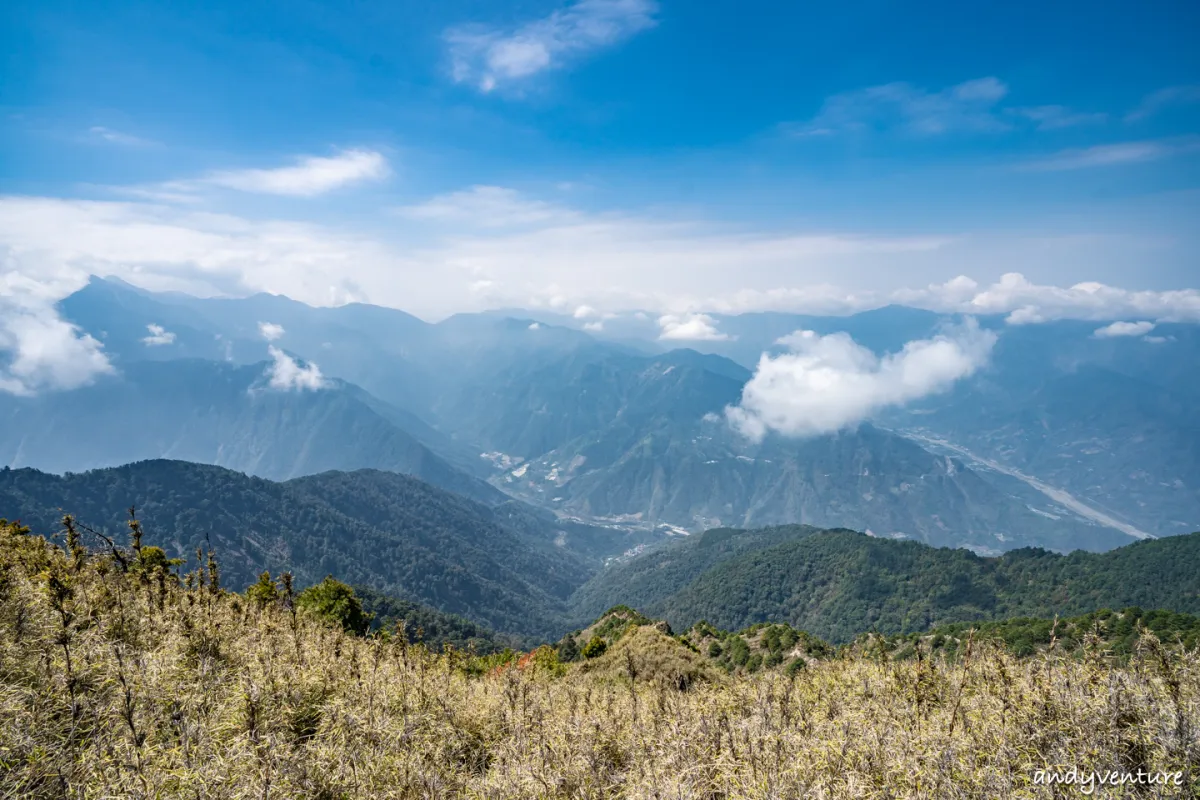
[
  {"left": 786, "top": 77, "right": 1011, "bottom": 137},
  {"left": 121, "top": 149, "right": 390, "bottom": 202},
  {"left": 786, "top": 78, "right": 1117, "bottom": 139},
  {"left": 395, "top": 185, "right": 574, "bottom": 227},
  {"left": 89, "top": 126, "right": 157, "bottom": 147},
  {"left": 197, "top": 149, "right": 389, "bottom": 196},
  {"left": 1018, "top": 137, "right": 1200, "bottom": 171},
  {"left": 445, "top": 0, "right": 658, "bottom": 93},
  {"left": 141, "top": 323, "right": 176, "bottom": 346},
  {"left": 1006, "top": 105, "right": 1107, "bottom": 130},
  {"left": 726, "top": 320, "right": 996, "bottom": 440},
  {"left": 1126, "top": 85, "right": 1200, "bottom": 122}
]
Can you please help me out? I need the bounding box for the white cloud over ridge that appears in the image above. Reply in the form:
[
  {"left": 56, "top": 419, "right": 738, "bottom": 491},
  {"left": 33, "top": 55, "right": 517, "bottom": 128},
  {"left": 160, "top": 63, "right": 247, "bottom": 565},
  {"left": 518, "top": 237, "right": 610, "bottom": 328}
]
[
  {"left": 0, "top": 311, "right": 113, "bottom": 396},
  {"left": 657, "top": 313, "right": 729, "bottom": 341},
  {"left": 141, "top": 323, "right": 176, "bottom": 345},
  {"left": 265, "top": 346, "right": 328, "bottom": 391},
  {"left": 446, "top": 0, "right": 657, "bottom": 92},
  {"left": 1093, "top": 320, "right": 1155, "bottom": 338},
  {"left": 726, "top": 320, "right": 997, "bottom": 441},
  {"left": 0, "top": 259, "right": 115, "bottom": 395},
  {"left": 258, "top": 322, "right": 286, "bottom": 341},
  {"left": 901, "top": 273, "right": 1200, "bottom": 324}
]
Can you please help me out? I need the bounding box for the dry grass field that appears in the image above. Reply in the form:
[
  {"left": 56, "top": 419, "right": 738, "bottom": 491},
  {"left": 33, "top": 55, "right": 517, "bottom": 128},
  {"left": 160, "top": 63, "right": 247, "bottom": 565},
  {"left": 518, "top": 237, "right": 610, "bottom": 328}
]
[{"left": 2, "top": 518, "right": 1197, "bottom": 799}]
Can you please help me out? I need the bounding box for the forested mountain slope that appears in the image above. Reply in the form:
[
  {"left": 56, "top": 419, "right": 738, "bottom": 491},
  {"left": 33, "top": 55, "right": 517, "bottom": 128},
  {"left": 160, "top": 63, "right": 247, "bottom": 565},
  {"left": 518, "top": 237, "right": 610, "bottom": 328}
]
[
  {"left": 573, "top": 526, "right": 1200, "bottom": 642},
  {"left": 0, "top": 460, "right": 628, "bottom": 637}
]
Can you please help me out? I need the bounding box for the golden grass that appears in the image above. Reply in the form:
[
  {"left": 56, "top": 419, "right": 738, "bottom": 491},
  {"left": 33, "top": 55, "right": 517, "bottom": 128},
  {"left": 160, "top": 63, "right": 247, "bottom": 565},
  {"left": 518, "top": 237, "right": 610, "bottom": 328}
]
[{"left": 1, "top": 520, "right": 1197, "bottom": 799}]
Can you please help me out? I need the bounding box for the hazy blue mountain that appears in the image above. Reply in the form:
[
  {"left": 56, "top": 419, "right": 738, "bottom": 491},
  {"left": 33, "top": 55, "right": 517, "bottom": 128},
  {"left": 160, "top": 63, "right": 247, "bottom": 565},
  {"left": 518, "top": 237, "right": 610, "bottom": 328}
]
[
  {"left": 437, "top": 347, "right": 747, "bottom": 460},
  {"left": 52, "top": 279, "right": 1200, "bottom": 549},
  {"left": 885, "top": 323, "right": 1200, "bottom": 536},
  {"left": 59, "top": 277, "right": 441, "bottom": 420},
  {"left": 0, "top": 358, "right": 503, "bottom": 505},
  {"left": 447, "top": 344, "right": 1126, "bottom": 552},
  {"left": 506, "top": 415, "right": 1130, "bottom": 554}
]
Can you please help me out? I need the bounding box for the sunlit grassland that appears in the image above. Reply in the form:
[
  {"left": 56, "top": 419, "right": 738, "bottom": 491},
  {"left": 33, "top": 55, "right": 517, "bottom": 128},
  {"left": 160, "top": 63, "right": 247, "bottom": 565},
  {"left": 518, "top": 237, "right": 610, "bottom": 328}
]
[{"left": 2, "top": 519, "right": 1197, "bottom": 799}]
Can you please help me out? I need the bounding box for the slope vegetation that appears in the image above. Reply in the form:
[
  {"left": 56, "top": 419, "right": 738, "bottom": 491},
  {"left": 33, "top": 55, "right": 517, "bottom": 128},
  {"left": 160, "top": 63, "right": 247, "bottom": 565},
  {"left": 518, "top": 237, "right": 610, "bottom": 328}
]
[
  {"left": 0, "top": 460, "right": 603, "bottom": 636},
  {"left": 574, "top": 526, "right": 1200, "bottom": 642}
]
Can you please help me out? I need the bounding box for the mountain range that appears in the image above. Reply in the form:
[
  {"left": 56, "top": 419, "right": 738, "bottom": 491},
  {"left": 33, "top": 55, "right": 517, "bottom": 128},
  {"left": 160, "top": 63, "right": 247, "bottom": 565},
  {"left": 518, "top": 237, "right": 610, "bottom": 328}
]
[
  {"left": 5, "top": 457, "right": 1197, "bottom": 647},
  {"left": 1, "top": 275, "right": 1189, "bottom": 556}
]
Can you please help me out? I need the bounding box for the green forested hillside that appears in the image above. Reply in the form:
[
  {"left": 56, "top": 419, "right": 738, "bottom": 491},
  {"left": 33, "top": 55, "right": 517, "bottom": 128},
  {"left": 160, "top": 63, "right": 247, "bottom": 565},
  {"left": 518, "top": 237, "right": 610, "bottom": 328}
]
[
  {"left": 575, "top": 526, "right": 1200, "bottom": 642},
  {"left": 0, "top": 460, "right": 637, "bottom": 637},
  {"left": 568, "top": 525, "right": 833, "bottom": 621}
]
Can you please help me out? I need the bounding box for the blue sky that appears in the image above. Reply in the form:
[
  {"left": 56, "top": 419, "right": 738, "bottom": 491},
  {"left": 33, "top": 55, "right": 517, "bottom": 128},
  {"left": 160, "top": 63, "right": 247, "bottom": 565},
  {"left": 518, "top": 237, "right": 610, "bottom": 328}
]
[{"left": 1, "top": 0, "right": 1199, "bottom": 326}]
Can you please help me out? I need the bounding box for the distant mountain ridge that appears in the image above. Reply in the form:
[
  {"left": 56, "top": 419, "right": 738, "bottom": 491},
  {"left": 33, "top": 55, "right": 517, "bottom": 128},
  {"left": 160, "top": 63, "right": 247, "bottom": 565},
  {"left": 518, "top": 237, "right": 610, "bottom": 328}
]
[
  {"left": 0, "top": 460, "right": 653, "bottom": 637},
  {"left": 0, "top": 357, "right": 502, "bottom": 505},
  {"left": 44, "top": 276, "right": 1200, "bottom": 552},
  {"left": 482, "top": 349, "right": 1129, "bottom": 552}
]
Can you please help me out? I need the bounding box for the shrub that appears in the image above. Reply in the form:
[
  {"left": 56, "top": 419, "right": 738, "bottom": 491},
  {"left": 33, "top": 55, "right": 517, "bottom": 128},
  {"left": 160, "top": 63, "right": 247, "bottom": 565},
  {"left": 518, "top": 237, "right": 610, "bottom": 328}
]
[
  {"left": 296, "top": 576, "right": 371, "bottom": 634},
  {"left": 582, "top": 635, "right": 608, "bottom": 659}
]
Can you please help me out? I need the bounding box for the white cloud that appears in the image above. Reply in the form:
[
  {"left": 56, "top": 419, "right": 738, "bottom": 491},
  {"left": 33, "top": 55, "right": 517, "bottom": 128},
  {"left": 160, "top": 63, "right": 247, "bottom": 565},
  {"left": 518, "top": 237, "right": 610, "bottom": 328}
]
[
  {"left": 528, "top": 322, "right": 541, "bottom": 330},
  {"left": 141, "top": 323, "right": 176, "bottom": 345},
  {"left": 726, "top": 320, "right": 997, "bottom": 440},
  {"left": 658, "top": 313, "right": 729, "bottom": 341},
  {"left": 0, "top": 265, "right": 114, "bottom": 395},
  {"left": 258, "top": 321, "right": 285, "bottom": 341},
  {"left": 1126, "top": 85, "right": 1200, "bottom": 122},
  {"left": 1093, "top": 320, "right": 1156, "bottom": 338},
  {"left": 573, "top": 304, "right": 599, "bottom": 319},
  {"left": 582, "top": 320, "right": 604, "bottom": 332},
  {"left": 89, "top": 126, "right": 157, "bottom": 147},
  {"left": 1019, "top": 138, "right": 1200, "bottom": 171},
  {"left": 446, "top": 0, "right": 658, "bottom": 92},
  {"left": 0, "top": 262, "right": 115, "bottom": 395},
  {"left": 788, "top": 77, "right": 1011, "bottom": 137},
  {"left": 198, "top": 149, "right": 388, "bottom": 196},
  {"left": 0, "top": 314, "right": 113, "bottom": 396},
  {"left": 265, "top": 346, "right": 328, "bottom": 391}
]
